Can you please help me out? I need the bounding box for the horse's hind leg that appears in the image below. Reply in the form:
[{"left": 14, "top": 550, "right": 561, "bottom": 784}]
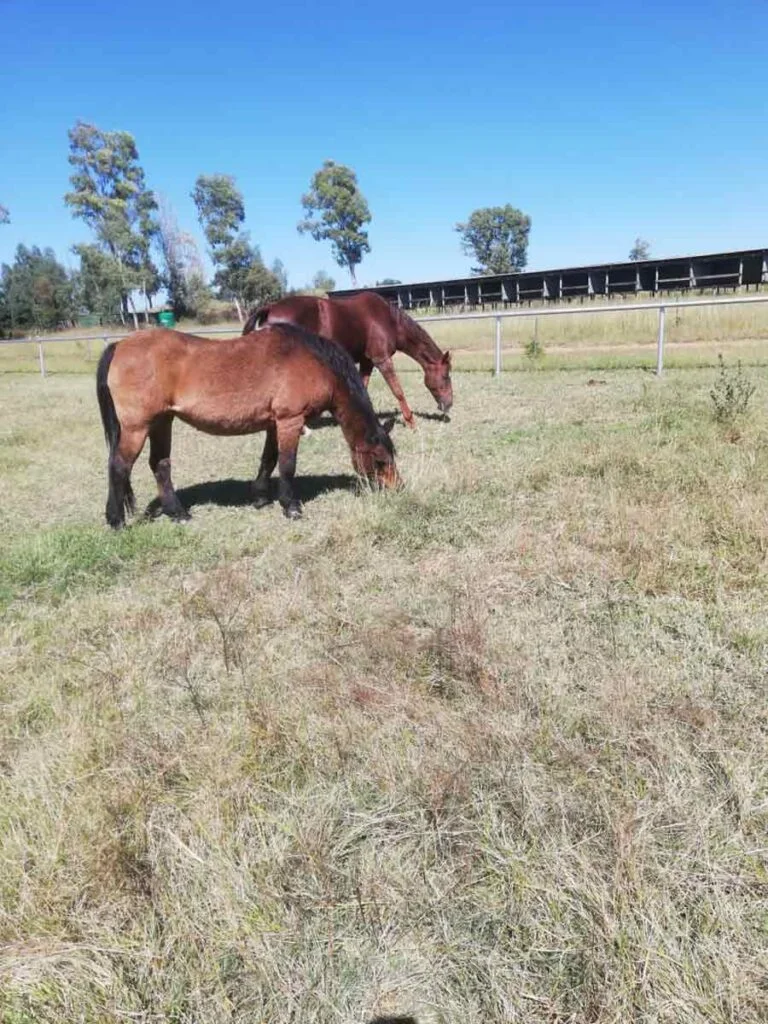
[
  {"left": 106, "top": 426, "right": 147, "bottom": 529},
  {"left": 276, "top": 417, "right": 304, "bottom": 519},
  {"left": 252, "top": 425, "right": 278, "bottom": 509},
  {"left": 149, "top": 415, "right": 190, "bottom": 521}
]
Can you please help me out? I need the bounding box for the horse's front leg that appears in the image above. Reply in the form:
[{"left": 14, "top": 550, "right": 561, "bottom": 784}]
[
  {"left": 359, "top": 355, "right": 374, "bottom": 390},
  {"left": 376, "top": 358, "right": 416, "bottom": 428},
  {"left": 276, "top": 416, "right": 304, "bottom": 519}
]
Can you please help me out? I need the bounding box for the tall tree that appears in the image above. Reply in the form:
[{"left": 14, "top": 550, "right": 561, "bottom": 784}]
[
  {"left": 156, "top": 198, "right": 210, "bottom": 318},
  {"left": 191, "top": 174, "right": 244, "bottom": 247},
  {"left": 271, "top": 258, "right": 288, "bottom": 293},
  {"left": 64, "top": 121, "right": 159, "bottom": 327},
  {"left": 214, "top": 233, "right": 258, "bottom": 319},
  {"left": 192, "top": 174, "right": 250, "bottom": 320},
  {"left": 0, "top": 205, "right": 9, "bottom": 225},
  {"left": 298, "top": 160, "right": 371, "bottom": 285},
  {"left": 628, "top": 237, "right": 651, "bottom": 261},
  {"left": 312, "top": 270, "right": 336, "bottom": 293},
  {"left": 1, "top": 245, "right": 78, "bottom": 333},
  {"left": 244, "top": 259, "right": 285, "bottom": 308},
  {"left": 192, "top": 174, "right": 284, "bottom": 320},
  {"left": 74, "top": 244, "right": 125, "bottom": 324},
  {"left": 455, "top": 205, "right": 531, "bottom": 275}
]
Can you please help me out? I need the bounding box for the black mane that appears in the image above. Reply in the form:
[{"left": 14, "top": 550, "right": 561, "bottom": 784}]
[
  {"left": 271, "top": 322, "right": 395, "bottom": 454},
  {"left": 242, "top": 306, "right": 268, "bottom": 335}
]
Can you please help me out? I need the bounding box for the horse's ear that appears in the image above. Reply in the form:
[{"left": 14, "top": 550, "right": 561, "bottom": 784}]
[
  {"left": 442, "top": 350, "right": 452, "bottom": 367},
  {"left": 380, "top": 415, "right": 396, "bottom": 435}
]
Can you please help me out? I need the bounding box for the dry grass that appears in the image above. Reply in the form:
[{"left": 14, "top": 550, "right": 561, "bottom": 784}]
[
  {"left": 421, "top": 296, "right": 768, "bottom": 372},
  {"left": 1, "top": 367, "right": 767, "bottom": 1023}
]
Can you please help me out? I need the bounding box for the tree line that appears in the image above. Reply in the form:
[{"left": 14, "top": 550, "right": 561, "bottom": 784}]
[
  {"left": 0, "top": 125, "right": 359, "bottom": 335},
  {"left": 0, "top": 119, "right": 653, "bottom": 335}
]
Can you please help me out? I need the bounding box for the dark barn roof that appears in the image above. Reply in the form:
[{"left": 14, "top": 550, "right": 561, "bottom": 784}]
[{"left": 330, "top": 248, "right": 768, "bottom": 310}]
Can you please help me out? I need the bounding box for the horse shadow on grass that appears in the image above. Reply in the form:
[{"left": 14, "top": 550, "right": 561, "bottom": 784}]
[
  {"left": 144, "top": 473, "right": 358, "bottom": 518},
  {"left": 304, "top": 409, "right": 448, "bottom": 431},
  {"left": 304, "top": 413, "right": 338, "bottom": 430},
  {"left": 377, "top": 408, "right": 450, "bottom": 424},
  {"left": 367, "top": 1018, "right": 418, "bottom": 1024}
]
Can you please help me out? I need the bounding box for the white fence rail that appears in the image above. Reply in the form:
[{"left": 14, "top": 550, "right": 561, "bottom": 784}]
[
  {"left": 415, "top": 293, "right": 768, "bottom": 376},
  {"left": 4, "top": 294, "right": 768, "bottom": 378},
  {"left": 0, "top": 326, "right": 242, "bottom": 379}
]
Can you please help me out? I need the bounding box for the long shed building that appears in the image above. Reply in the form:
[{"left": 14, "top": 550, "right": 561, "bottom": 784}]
[{"left": 330, "top": 248, "right": 768, "bottom": 310}]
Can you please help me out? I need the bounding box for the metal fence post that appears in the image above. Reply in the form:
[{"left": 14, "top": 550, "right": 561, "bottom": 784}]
[
  {"left": 656, "top": 306, "right": 666, "bottom": 376},
  {"left": 494, "top": 316, "right": 502, "bottom": 375},
  {"left": 38, "top": 341, "right": 46, "bottom": 378}
]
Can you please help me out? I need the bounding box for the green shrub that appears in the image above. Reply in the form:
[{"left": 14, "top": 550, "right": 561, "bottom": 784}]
[
  {"left": 710, "top": 354, "right": 756, "bottom": 422},
  {"left": 524, "top": 333, "right": 544, "bottom": 360}
]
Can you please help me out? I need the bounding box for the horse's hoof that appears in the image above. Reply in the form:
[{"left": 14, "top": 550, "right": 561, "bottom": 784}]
[
  {"left": 283, "top": 505, "right": 303, "bottom": 520},
  {"left": 253, "top": 495, "right": 271, "bottom": 509}
]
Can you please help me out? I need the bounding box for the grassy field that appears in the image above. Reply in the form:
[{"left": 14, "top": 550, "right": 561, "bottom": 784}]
[
  {"left": 2, "top": 293, "right": 768, "bottom": 375},
  {"left": 1, "top": 367, "right": 767, "bottom": 1023}
]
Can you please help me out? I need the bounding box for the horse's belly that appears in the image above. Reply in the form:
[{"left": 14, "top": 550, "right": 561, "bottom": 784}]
[
  {"left": 176, "top": 415, "right": 270, "bottom": 437},
  {"left": 173, "top": 395, "right": 270, "bottom": 436}
]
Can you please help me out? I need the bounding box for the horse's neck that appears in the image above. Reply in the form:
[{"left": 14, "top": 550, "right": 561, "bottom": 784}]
[
  {"left": 395, "top": 314, "right": 442, "bottom": 367},
  {"left": 334, "top": 398, "right": 369, "bottom": 449}
]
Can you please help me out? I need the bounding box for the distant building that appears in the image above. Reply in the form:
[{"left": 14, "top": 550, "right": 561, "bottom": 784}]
[{"left": 331, "top": 249, "right": 768, "bottom": 311}]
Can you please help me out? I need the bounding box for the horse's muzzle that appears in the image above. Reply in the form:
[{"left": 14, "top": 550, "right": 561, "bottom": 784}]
[{"left": 377, "top": 465, "right": 404, "bottom": 490}]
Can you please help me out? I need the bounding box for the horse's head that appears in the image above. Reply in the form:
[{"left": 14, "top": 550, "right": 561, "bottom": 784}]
[
  {"left": 424, "top": 351, "right": 453, "bottom": 414},
  {"left": 352, "top": 416, "right": 402, "bottom": 489}
]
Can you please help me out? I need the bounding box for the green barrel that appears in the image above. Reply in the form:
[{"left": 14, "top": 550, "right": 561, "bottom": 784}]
[{"left": 157, "top": 310, "right": 176, "bottom": 328}]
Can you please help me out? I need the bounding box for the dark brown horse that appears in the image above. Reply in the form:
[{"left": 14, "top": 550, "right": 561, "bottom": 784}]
[
  {"left": 96, "top": 323, "right": 400, "bottom": 528},
  {"left": 243, "top": 291, "right": 453, "bottom": 429}
]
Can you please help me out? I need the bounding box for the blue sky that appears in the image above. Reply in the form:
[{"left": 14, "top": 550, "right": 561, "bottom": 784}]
[{"left": 1, "top": 0, "right": 766, "bottom": 289}]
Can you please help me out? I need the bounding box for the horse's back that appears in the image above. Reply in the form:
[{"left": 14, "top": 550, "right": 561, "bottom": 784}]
[
  {"left": 335, "top": 291, "right": 393, "bottom": 318},
  {"left": 329, "top": 293, "right": 398, "bottom": 359},
  {"left": 263, "top": 295, "right": 324, "bottom": 334},
  {"left": 258, "top": 292, "right": 396, "bottom": 362},
  {"left": 107, "top": 327, "right": 335, "bottom": 435},
  {"left": 107, "top": 328, "right": 189, "bottom": 406}
]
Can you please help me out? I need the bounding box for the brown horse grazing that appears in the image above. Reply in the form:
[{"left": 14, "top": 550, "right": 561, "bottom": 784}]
[
  {"left": 242, "top": 291, "right": 453, "bottom": 429},
  {"left": 95, "top": 323, "right": 400, "bottom": 528}
]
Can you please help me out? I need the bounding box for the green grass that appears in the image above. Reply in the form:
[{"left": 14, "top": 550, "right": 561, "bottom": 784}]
[
  {"left": 1, "top": 369, "right": 767, "bottom": 1023},
  {"left": 0, "top": 523, "right": 197, "bottom": 609}
]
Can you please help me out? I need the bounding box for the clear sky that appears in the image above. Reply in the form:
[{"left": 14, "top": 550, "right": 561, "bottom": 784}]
[{"left": 1, "top": 0, "right": 766, "bottom": 289}]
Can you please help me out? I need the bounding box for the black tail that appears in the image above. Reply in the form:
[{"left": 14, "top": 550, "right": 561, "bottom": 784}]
[
  {"left": 96, "top": 343, "right": 120, "bottom": 453},
  {"left": 96, "top": 342, "right": 135, "bottom": 518},
  {"left": 242, "top": 305, "right": 270, "bottom": 335}
]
